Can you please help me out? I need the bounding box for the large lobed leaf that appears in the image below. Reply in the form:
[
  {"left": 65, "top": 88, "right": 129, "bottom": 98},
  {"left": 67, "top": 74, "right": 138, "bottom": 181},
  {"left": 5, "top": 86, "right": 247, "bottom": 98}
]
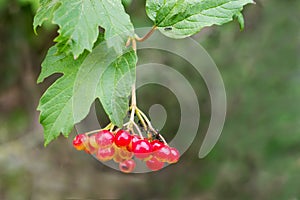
[
  {"left": 37, "top": 43, "right": 137, "bottom": 146},
  {"left": 33, "top": 0, "right": 134, "bottom": 58},
  {"left": 146, "top": 0, "right": 254, "bottom": 38}
]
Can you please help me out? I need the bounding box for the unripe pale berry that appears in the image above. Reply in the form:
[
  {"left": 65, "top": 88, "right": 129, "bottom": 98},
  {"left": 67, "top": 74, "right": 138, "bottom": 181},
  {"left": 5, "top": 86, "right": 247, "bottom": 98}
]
[
  {"left": 89, "top": 134, "right": 99, "bottom": 148},
  {"left": 113, "top": 151, "right": 124, "bottom": 163},
  {"left": 94, "top": 130, "right": 114, "bottom": 148},
  {"left": 85, "top": 143, "right": 97, "bottom": 154},
  {"left": 118, "top": 148, "right": 134, "bottom": 160},
  {"left": 96, "top": 146, "right": 115, "bottom": 161}
]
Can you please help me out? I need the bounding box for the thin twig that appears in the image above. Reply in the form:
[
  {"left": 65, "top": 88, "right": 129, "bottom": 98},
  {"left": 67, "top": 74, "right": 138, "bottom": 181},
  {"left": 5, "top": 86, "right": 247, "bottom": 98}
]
[
  {"left": 129, "top": 84, "right": 136, "bottom": 124},
  {"left": 132, "top": 121, "right": 144, "bottom": 139},
  {"left": 136, "top": 107, "right": 168, "bottom": 145},
  {"left": 136, "top": 110, "right": 148, "bottom": 130}
]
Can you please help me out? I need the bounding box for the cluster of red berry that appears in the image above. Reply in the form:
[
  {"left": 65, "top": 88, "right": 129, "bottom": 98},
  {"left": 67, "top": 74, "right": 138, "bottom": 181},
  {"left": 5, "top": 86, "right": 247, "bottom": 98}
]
[{"left": 73, "top": 129, "right": 180, "bottom": 173}]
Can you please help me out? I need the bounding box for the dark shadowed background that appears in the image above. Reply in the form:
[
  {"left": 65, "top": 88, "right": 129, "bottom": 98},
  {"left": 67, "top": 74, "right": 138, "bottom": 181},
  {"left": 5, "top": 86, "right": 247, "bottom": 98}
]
[{"left": 0, "top": 0, "right": 300, "bottom": 199}]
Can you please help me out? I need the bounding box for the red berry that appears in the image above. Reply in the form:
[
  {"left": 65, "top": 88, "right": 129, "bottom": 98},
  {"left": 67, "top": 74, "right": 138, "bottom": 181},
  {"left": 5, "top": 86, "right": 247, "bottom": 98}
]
[
  {"left": 96, "top": 146, "right": 115, "bottom": 161},
  {"left": 94, "top": 130, "right": 114, "bottom": 148},
  {"left": 168, "top": 147, "right": 180, "bottom": 163},
  {"left": 151, "top": 140, "right": 164, "bottom": 152},
  {"left": 114, "top": 130, "right": 132, "bottom": 147},
  {"left": 119, "top": 159, "right": 136, "bottom": 173},
  {"left": 127, "top": 135, "right": 141, "bottom": 152},
  {"left": 133, "top": 139, "right": 153, "bottom": 160},
  {"left": 146, "top": 157, "right": 165, "bottom": 171},
  {"left": 154, "top": 145, "right": 171, "bottom": 162},
  {"left": 73, "top": 134, "right": 88, "bottom": 151}
]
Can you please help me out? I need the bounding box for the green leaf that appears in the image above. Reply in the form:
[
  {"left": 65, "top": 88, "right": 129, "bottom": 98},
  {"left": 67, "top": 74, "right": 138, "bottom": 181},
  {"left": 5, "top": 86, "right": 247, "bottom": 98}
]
[
  {"left": 122, "top": 0, "right": 132, "bottom": 7},
  {"left": 37, "top": 47, "right": 87, "bottom": 145},
  {"left": 146, "top": 0, "right": 254, "bottom": 38},
  {"left": 37, "top": 43, "right": 137, "bottom": 146},
  {"left": 72, "top": 43, "right": 137, "bottom": 128},
  {"left": 33, "top": 0, "right": 59, "bottom": 34},
  {"left": 34, "top": 0, "right": 134, "bottom": 58}
]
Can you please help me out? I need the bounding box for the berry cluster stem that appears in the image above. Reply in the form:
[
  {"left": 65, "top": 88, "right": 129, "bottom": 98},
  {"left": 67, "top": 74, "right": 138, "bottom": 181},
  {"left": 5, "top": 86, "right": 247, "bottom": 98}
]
[
  {"left": 130, "top": 84, "right": 136, "bottom": 123},
  {"left": 136, "top": 107, "right": 168, "bottom": 145},
  {"left": 84, "top": 123, "right": 114, "bottom": 136},
  {"left": 128, "top": 84, "right": 144, "bottom": 139},
  {"left": 125, "top": 26, "right": 168, "bottom": 145}
]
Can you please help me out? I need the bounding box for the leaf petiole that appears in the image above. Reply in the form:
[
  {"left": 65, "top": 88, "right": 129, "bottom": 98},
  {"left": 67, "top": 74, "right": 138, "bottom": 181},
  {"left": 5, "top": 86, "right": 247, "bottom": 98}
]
[
  {"left": 126, "top": 26, "right": 157, "bottom": 51},
  {"left": 135, "top": 26, "right": 157, "bottom": 42}
]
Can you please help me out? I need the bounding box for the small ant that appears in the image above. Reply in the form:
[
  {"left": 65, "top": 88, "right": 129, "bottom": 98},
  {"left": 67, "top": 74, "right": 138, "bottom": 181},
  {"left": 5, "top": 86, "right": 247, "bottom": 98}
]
[{"left": 164, "top": 27, "right": 172, "bottom": 31}]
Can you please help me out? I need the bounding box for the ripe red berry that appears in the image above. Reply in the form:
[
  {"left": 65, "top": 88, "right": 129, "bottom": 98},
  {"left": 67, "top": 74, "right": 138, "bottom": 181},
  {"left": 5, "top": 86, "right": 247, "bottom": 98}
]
[
  {"left": 73, "top": 134, "right": 88, "bottom": 151},
  {"left": 146, "top": 157, "right": 165, "bottom": 171},
  {"left": 127, "top": 135, "right": 141, "bottom": 152},
  {"left": 119, "top": 159, "right": 136, "bottom": 173},
  {"left": 114, "top": 130, "right": 132, "bottom": 147},
  {"left": 168, "top": 147, "right": 180, "bottom": 163},
  {"left": 133, "top": 139, "right": 153, "bottom": 160},
  {"left": 154, "top": 145, "right": 171, "bottom": 162},
  {"left": 151, "top": 140, "right": 164, "bottom": 152},
  {"left": 96, "top": 146, "right": 115, "bottom": 161},
  {"left": 94, "top": 130, "right": 114, "bottom": 148}
]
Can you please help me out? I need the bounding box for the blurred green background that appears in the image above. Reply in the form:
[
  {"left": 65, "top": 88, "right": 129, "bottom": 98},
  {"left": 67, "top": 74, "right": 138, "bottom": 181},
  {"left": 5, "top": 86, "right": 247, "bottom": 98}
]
[{"left": 0, "top": 0, "right": 299, "bottom": 199}]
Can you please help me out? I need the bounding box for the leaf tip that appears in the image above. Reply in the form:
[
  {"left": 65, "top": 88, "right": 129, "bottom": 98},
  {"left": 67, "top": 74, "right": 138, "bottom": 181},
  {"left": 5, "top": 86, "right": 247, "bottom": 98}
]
[
  {"left": 37, "top": 75, "right": 44, "bottom": 84},
  {"left": 43, "top": 136, "right": 52, "bottom": 147},
  {"left": 43, "top": 141, "right": 49, "bottom": 147},
  {"left": 234, "top": 12, "right": 245, "bottom": 31},
  {"left": 33, "top": 26, "right": 38, "bottom": 35}
]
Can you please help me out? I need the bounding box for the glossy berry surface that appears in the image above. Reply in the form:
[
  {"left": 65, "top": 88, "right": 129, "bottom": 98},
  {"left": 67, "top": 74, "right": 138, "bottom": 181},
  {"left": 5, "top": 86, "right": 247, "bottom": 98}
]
[
  {"left": 73, "top": 134, "right": 88, "bottom": 151},
  {"left": 114, "top": 130, "right": 132, "bottom": 147},
  {"left": 146, "top": 157, "right": 165, "bottom": 171},
  {"left": 96, "top": 146, "right": 115, "bottom": 161},
  {"left": 151, "top": 140, "right": 164, "bottom": 152},
  {"left": 132, "top": 139, "right": 153, "bottom": 159},
  {"left": 73, "top": 128, "right": 181, "bottom": 173},
  {"left": 168, "top": 147, "right": 180, "bottom": 163},
  {"left": 127, "top": 135, "right": 140, "bottom": 152},
  {"left": 154, "top": 145, "right": 171, "bottom": 162},
  {"left": 94, "top": 130, "right": 114, "bottom": 148},
  {"left": 119, "top": 159, "right": 136, "bottom": 173}
]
